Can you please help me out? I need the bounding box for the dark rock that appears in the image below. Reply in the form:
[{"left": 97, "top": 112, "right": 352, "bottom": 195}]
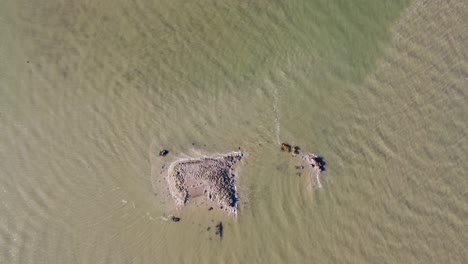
[
  {"left": 159, "top": 149, "right": 169, "bottom": 156},
  {"left": 207, "top": 227, "right": 211, "bottom": 231},
  {"left": 215, "top": 222, "right": 223, "bottom": 240},
  {"left": 208, "top": 207, "right": 213, "bottom": 211},
  {"left": 171, "top": 216, "right": 181, "bottom": 222},
  {"left": 313, "top": 156, "right": 327, "bottom": 171}
]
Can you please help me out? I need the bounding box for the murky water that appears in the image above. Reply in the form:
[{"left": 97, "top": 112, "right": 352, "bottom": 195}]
[{"left": 1, "top": 0, "right": 467, "bottom": 263}]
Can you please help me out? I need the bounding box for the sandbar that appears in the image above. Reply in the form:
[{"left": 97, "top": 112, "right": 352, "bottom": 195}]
[
  {"left": 165, "top": 151, "right": 244, "bottom": 214},
  {"left": 299, "top": 152, "right": 326, "bottom": 189}
]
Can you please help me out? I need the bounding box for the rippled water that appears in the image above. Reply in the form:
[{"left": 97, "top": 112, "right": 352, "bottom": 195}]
[{"left": 1, "top": 0, "right": 467, "bottom": 263}]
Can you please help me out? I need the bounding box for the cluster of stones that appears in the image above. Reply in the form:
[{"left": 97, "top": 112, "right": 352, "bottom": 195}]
[
  {"left": 281, "top": 142, "right": 326, "bottom": 188},
  {"left": 280, "top": 143, "right": 300, "bottom": 154},
  {"left": 281, "top": 143, "right": 325, "bottom": 170},
  {"left": 300, "top": 152, "right": 326, "bottom": 172},
  {"left": 167, "top": 152, "right": 243, "bottom": 214}
]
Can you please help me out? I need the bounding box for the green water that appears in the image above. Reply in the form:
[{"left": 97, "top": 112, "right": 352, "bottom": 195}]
[{"left": 1, "top": 0, "right": 467, "bottom": 263}]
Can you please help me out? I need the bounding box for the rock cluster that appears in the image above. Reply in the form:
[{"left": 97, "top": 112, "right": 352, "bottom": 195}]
[
  {"left": 301, "top": 153, "right": 326, "bottom": 172},
  {"left": 281, "top": 143, "right": 327, "bottom": 188},
  {"left": 281, "top": 143, "right": 300, "bottom": 155}
]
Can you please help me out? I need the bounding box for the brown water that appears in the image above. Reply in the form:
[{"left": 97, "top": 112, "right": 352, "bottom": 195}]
[{"left": 1, "top": 0, "right": 467, "bottom": 263}]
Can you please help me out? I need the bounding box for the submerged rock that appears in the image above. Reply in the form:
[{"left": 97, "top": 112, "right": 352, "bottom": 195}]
[
  {"left": 215, "top": 222, "right": 223, "bottom": 240},
  {"left": 159, "top": 149, "right": 169, "bottom": 156},
  {"left": 171, "top": 216, "right": 181, "bottom": 222}
]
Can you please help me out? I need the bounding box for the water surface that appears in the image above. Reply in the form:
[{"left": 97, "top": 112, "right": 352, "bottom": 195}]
[{"left": 1, "top": 0, "right": 467, "bottom": 263}]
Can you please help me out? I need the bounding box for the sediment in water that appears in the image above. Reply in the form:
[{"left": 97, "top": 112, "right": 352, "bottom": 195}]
[{"left": 165, "top": 151, "right": 244, "bottom": 215}]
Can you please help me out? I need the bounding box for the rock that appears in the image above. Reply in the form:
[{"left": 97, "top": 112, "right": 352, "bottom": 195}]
[
  {"left": 292, "top": 146, "right": 300, "bottom": 155},
  {"left": 159, "top": 149, "right": 169, "bottom": 156},
  {"left": 208, "top": 207, "right": 213, "bottom": 211},
  {"left": 171, "top": 216, "right": 181, "bottom": 222},
  {"left": 215, "top": 222, "right": 223, "bottom": 240},
  {"left": 281, "top": 143, "right": 292, "bottom": 152},
  {"left": 312, "top": 156, "right": 326, "bottom": 171}
]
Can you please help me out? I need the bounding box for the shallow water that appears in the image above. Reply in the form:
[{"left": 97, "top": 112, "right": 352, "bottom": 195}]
[{"left": 1, "top": 0, "right": 467, "bottom": 263}]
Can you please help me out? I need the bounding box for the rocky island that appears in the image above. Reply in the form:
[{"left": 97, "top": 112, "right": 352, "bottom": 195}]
[{"left": 165, "top": 151, "right": 244, "bottom": 215}]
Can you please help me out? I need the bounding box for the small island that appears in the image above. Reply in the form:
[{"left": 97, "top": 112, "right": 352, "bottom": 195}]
[
  {"left": 165, "top": 151, "right": 244, "bottom": 215},
  {"left": 281, "top": 143, "right": 326, "bottom": 189}
]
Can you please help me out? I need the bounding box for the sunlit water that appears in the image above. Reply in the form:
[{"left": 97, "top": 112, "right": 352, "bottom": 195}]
[{"left": 1, "top": 0, "right": 467, "bottom": 263}]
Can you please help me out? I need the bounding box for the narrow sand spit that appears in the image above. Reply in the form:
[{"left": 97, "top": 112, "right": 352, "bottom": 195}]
[
  {"left": 165, "top": 151, "right": 244, "bottom": 215},
  {"left": 299, "top": 152, "right": 326, "bottom": 189}
]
